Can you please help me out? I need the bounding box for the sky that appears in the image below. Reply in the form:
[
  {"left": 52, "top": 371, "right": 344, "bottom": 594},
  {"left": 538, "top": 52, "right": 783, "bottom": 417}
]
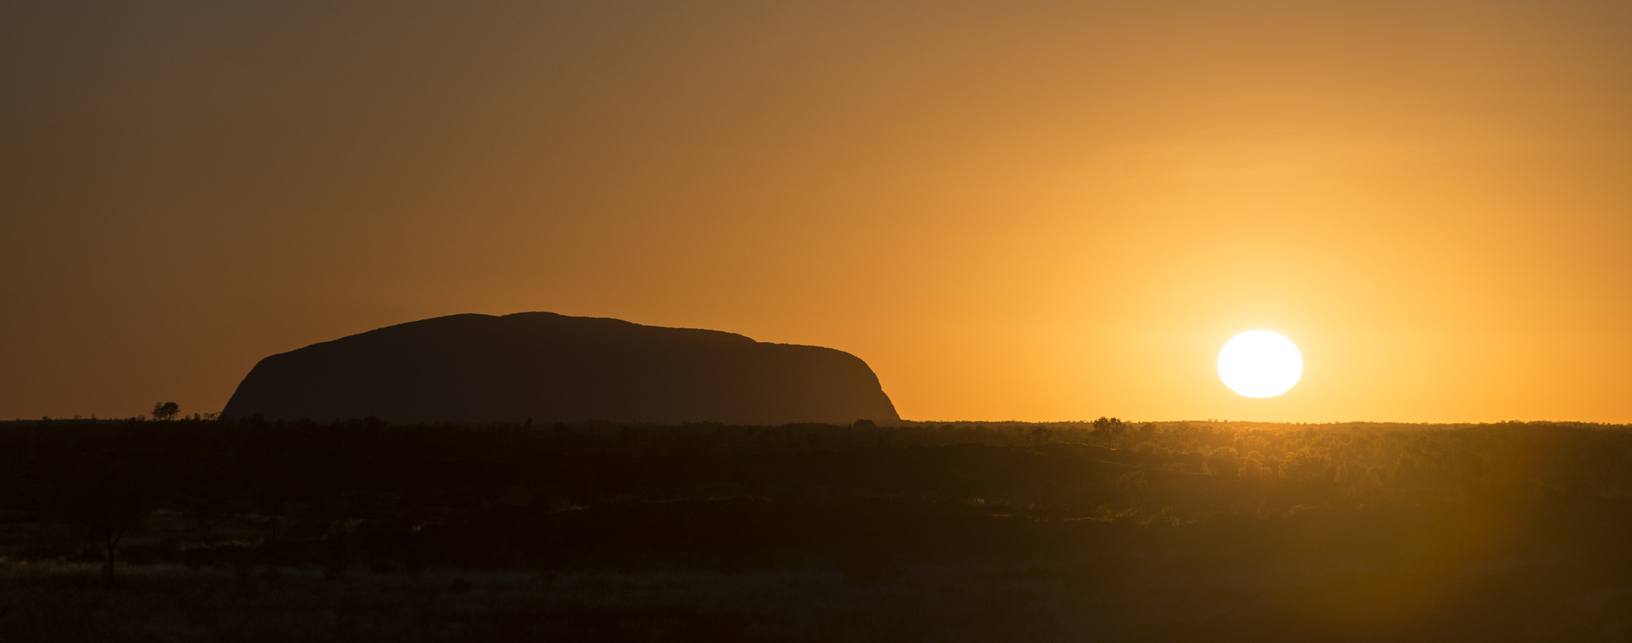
[{"left": 3, "top": 0, "right": 1631, "bottom": 423}]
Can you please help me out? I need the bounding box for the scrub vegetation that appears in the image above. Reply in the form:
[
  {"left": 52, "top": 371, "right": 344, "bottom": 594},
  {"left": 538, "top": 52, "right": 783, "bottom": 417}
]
[{"left": 2, "top": 416, "right": 1630, "bottom": 641}]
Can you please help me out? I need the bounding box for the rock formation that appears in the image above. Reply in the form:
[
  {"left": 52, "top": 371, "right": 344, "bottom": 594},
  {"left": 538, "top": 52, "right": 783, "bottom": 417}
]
[{"left": 221, "top": 312, "right": 898, "bottom": 425}]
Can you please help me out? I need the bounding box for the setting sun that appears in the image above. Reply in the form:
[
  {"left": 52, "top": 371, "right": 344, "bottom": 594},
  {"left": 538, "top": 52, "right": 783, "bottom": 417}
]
[
  {"left": 7, "top": 2, "right": 1632, "bottom": 638},
  {"left": 1218, "top": 331, "right": 1303, "bottom": 398}
]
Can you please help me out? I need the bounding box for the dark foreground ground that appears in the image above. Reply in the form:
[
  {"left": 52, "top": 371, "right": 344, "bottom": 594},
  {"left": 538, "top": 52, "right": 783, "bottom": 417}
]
[{"left": 2, "top": 417, "right": 1631, "bottom": 641}]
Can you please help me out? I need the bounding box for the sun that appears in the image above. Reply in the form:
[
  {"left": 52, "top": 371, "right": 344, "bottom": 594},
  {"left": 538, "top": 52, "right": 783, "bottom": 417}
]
[{"left": 1217, "top": 330, "right": 1302, "bottom": 398}]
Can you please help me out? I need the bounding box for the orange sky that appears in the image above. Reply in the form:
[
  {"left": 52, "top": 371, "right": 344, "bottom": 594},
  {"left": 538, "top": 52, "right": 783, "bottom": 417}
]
[{"left": 4, "top": 0, "right": 1630, "bottom": 422}]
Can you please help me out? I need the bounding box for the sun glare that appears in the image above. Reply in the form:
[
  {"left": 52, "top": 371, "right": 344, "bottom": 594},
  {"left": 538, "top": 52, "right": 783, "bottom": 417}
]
[{"left": 1218, "top": 331, "right": 1302, "bottom": 398}]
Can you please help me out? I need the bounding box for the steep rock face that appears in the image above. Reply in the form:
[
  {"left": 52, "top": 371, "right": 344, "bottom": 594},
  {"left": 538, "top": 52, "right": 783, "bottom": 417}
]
[{"left": 221, "top": 312, "right": 899, "bottom": 425}]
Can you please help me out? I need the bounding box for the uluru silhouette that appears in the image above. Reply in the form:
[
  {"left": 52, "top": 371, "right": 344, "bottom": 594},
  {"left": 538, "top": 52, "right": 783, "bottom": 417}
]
[{"left": 221, "top": 312, "right": 898, "bottom": 425}]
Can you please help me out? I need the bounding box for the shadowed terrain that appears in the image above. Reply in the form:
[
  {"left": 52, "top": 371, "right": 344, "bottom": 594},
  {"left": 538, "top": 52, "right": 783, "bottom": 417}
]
[
  {"left": 220, "top": 313, "right": 898, "bottom": 425},
  {"left": 2, "top": 418, "right": 1631, "bottom": 641}
]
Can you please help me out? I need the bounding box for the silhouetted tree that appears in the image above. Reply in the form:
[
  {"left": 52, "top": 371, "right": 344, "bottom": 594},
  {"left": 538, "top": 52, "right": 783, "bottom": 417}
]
[
  {"left": 1091, "top": 417, "right": 1125, "bottom": 444},
  {"left": 152, "top": 402, "right": 180, "bottom": 421}
]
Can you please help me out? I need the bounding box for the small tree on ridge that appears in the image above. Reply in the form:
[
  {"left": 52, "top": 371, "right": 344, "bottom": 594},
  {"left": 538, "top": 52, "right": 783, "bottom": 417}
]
[{"left": 152, "top": 402, "right": 180, "bottom": 421}]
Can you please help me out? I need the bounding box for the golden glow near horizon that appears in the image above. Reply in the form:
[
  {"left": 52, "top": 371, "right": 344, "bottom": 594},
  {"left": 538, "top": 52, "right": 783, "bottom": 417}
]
[
  {"left": 1218, "top": 331, "right": 1303, "bottom": 398},
  {"left": 4, "top": 1, "right": 1632, "bottom": 422}
]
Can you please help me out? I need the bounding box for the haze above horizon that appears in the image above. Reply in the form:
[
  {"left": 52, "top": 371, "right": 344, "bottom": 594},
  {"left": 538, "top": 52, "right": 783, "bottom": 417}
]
[{"left": 4, "top": 0, "right": 1630, "bottom": 423}]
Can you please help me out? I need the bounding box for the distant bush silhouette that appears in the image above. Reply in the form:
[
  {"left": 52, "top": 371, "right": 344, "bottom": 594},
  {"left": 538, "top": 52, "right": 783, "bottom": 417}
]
[{"left": 151, "top": 401, "right": 179, "bottom": 421}]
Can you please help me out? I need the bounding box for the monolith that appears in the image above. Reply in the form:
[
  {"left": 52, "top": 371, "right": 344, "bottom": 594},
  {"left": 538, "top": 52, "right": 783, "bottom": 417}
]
[{"left": 221, "top": 312, "right": 898, "bottom": 425}]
